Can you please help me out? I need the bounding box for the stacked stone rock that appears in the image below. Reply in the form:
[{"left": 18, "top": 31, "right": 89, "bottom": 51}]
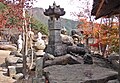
[
  {"left": 34, "top": 32, "right": 46, "bottom": 56},
  {"left": 5, "top": 51, "right": 24, "bottom": 80},
  {"left": 5, "top": 32, "right": 48, "bottom": 80}
]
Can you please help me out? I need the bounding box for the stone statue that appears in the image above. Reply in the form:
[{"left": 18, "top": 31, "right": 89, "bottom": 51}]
[
  {"left": 66, "top": 33, "right": 93, "bottom": 64},
  {"left": 72, "top": 34, "right": 80, "bottom": 46},
  {"left": 60, "top": 28, "right": 73, "bottom": 46},
  {"left": 34, "top": 32, "right": 46, "bottom": 56},
  {"left": 41, "top": 35, "right": 48, "bottom": 46},
  {"left": 72, "top": 33, "right": 84, "bottom": 47},
  {"left": 17, "top": 35, "right": 23, "bottom": 53}
]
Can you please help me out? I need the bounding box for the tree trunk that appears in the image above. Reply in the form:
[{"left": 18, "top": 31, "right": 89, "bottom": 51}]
[{"left": 118, "top": 15, "right": 120, "bottom": 82}]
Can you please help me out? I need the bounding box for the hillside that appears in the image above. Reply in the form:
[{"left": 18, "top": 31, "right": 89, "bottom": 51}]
[{"left": 30, "top": 7, "right": 79, "bottom": 34}]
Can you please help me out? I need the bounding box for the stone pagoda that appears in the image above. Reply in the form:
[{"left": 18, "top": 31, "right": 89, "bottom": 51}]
[{"left": 44, "top": 2, "right": 66, "bottom": 56}]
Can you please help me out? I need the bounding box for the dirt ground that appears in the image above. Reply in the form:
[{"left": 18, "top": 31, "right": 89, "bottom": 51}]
[{"left": 0, "top": 50, "right": 16, "bottom": 83}]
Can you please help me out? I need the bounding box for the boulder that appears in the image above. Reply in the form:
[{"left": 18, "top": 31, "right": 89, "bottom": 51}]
[
  {"left": 5, "top": 56, "right": 20, "bottom": 66},
  {"left": 10, "top": 51, "right": 23, "bottom": 57},
  {"left": 83, "top": 53, "right": 93, "bottom": 64},
  {"left": 16, "top": 64, "right": 23, "bottom": 73},
  {"left": 32, "top": 77, "right": 45, "bottom": 83},
  {"left": 34, "top": 41, "right": 46, "bottom": 50},
  {"left": 67, "top": 46, "right": 90, "bottom": 55},
  {"left": 17, "top": 58, "right": 23, "bottom": 63},
  {"left": 13, "top": 73, "right": 23, "bottom": 80},
  {"left": 0, "top": 45, "right": 17, "bottom": 51},
  {"left": 9, "top": 51, "right": 17, "bottom": 56},
  {"left": 35, "top": 51, "right": 45, "bottom": 57},
  {"left": 44, "top": 53, "right": 55, "bottom": 60},
  {"left": 107, "top": 52, "right": 119, "bottom": 70},
  {"left": 111, "top": 60, "right": 119, "bottom": 69},
  {"left": 15, "top": 52, "right": 23, "bottom": 57},
  {"left": 44, "top": 54, "right": 82, "bottom": 67},
  {"left": 107, "top": 79, "right": 119, "bottom": 83},
  {"left": 107, "top": 53, "right": 119, "bottom": 61}
]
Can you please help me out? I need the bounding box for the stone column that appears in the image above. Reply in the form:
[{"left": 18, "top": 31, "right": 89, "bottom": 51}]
[{"left": 45, "top": 18, "right": 67, "bottom": 56}]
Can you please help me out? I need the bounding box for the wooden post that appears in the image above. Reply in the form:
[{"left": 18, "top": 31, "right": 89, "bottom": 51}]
[{"left": 22, "top": 7, "right": 28, "bottom": 79}]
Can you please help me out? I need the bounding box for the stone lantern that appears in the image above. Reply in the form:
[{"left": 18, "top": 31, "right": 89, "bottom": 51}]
[{"left": 44, "top": 2, "right": 66, "bottom": 56}]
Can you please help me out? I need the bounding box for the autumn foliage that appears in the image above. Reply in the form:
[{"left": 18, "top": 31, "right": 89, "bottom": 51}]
[
  {"left": 0, "top": 0, "right": 35, "bottom": 29},
  {"left": 77, "top": 17, "right": 119, "bottom": 53}
]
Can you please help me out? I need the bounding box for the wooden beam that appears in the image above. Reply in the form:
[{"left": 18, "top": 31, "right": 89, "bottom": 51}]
[{"left": 96, "top": 0, "right": 105, "bottom": 18}]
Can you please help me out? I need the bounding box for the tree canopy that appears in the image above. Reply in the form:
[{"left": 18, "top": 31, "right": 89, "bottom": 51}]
[{"left": 0, "top": 1, "right": 48, "bottom": 35}]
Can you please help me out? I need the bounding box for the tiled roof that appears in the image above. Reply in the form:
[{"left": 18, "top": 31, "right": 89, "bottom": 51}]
[{"left": 91, "top": 0, "right": 120, "bottom": 19}]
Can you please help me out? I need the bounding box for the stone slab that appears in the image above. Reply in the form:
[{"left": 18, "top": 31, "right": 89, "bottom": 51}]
[{"left": 44, "top": 64, "right": 118, "bottom": 83}]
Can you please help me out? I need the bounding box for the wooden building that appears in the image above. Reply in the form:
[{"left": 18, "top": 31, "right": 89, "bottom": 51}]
[{"left": 91, "top": 0, "right": 120, "bottom": 82}]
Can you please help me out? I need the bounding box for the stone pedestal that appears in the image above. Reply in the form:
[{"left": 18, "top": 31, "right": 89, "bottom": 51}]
[
  {"left": 32, "top": 57, "right": 45, "bottom": 83},
  {"left": 46, "top": 19, "right": 67, "bottom": 56},
  {"left": 35, "top": 57, "right": 44, "bottom": 78}
]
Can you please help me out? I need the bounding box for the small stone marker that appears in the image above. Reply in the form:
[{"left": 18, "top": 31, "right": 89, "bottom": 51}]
[
  {"left": 32, "top": 57, "right": 45, "bottom": 83},
  {"left": 32, "top": 77, "right": 45, "bottom": 83},
  {"left": 8, "top": 66, "right": 16, "bottom": 77},
  {"left": 36, "top": 57, "right": 44, "bottom": 78},
  {"left": 13, "top": 73, "right": 23, "bottom": 80}
]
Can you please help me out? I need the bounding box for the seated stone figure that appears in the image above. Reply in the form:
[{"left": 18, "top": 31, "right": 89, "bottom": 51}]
[
  {"left": 60, "top": 29, "right": 93, "bottom": 64},
  {"left": 68, "top": 33, "right": 93, "bottom": 64},
  {"left": 34, "top": 32, "right": 46, "bottom": 56},
  {"left": 72, "top": 34, "right": 84, "bottom": 47},
  {"left": 60, "top": 28, "right": 73, "bottom": 46},
  {"left": 72, "top": 34, "right": 80, "bottom": 46}
]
